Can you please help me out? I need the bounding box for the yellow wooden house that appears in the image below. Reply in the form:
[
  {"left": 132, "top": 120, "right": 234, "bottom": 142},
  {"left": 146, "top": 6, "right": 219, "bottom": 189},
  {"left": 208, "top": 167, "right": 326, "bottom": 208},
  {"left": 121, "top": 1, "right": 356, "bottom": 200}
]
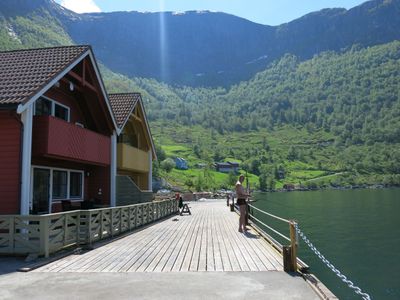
[{"left": 109, "top": 93, "right": 156, "bottom": 205}]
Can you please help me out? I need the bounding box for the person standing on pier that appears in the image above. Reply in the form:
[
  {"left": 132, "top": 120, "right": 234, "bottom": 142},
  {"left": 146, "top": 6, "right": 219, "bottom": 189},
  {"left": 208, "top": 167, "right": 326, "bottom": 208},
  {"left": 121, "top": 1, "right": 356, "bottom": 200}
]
[{"left": 235, "top": 175, "right": 250, "bottom": 233}]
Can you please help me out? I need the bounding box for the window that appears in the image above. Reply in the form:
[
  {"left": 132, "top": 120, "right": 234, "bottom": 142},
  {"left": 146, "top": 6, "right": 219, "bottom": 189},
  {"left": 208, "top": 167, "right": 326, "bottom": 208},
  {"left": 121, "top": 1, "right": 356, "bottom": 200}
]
[
  {"left": 33, "top": 166, "right": 84, "bottom": 201},
  {"left": 54, "top": 103, "right": 69, "bottom": 121},
  {"left": 53, "top": 170, "right": 68, "bottom": 199},
  {"left": 70, "top": 172, "right": 83, "bottom": 199},
  {"left": 34, "top": 96, "right": 70, "bottom": 122},
  {"left": 35, "top": 97, "right": 52, "bottom": 116}
]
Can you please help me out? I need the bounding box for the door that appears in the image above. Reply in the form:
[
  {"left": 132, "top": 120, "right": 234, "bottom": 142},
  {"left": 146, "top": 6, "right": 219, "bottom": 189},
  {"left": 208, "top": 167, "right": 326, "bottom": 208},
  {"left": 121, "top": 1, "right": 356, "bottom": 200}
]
[{"left": 32, "top": 168, "right": 50, "bottom": 214}]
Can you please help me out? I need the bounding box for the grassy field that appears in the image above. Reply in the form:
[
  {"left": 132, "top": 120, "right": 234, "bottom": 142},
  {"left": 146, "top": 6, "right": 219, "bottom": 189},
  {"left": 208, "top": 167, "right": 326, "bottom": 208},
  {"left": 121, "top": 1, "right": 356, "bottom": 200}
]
[{"left": 151, "top": 121, "right": 351, "bottom": 191}]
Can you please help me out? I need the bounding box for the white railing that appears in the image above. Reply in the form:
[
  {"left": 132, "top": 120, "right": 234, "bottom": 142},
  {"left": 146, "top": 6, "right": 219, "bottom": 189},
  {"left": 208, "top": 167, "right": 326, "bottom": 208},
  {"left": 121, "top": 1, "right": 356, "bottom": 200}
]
[{"left": 0, "top": 199, "right": 178, "bottom": 258}]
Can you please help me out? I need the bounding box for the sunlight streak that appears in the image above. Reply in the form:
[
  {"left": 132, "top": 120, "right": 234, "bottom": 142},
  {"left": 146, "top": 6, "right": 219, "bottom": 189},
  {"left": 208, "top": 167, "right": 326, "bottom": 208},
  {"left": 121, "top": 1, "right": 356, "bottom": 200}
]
[{"left": 159, "top": 0, "right": 169, "bottom": 81}]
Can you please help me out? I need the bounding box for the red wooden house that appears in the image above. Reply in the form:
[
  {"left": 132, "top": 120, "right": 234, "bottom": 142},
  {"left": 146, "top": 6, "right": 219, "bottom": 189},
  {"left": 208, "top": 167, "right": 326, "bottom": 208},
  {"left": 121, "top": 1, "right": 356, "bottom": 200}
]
[{"left": 0, "top": 46, "right": 118, "bottom": 215}]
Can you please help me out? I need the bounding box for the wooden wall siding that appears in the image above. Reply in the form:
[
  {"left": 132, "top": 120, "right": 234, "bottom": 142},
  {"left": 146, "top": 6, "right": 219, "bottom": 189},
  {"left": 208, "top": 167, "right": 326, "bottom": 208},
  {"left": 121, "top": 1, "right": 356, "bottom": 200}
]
[
  {"left": 0, "top": 199, "right": 178, "bottom": 257},
  {"left": 86, "top": 165, "right": 110, "bottom": 206},
  {"left": 32, "top": 115, "right": 111, "bottom": 166},
  {"left": 117, "top": 144, "right": 150, "bottom": 173},
  {"left": 0, "top": 111, "right": 21, "bottom": 214}
]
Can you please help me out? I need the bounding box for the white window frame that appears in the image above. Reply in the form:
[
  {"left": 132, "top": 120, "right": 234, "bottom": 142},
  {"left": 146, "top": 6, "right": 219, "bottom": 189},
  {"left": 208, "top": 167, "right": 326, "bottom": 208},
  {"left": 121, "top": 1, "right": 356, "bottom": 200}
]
[
  {"left": 34, "top": 96, "right": 71, "bottom": 122},
  {"left": 31, "top": 165, "right": 84, "bottom": 204}
]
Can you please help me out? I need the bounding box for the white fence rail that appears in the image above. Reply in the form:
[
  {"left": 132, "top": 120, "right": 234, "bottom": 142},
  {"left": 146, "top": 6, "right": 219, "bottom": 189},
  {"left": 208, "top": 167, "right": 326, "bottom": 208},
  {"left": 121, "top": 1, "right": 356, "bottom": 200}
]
[{"left": 0, "top": 199, "right": 178, "bottom": 258}]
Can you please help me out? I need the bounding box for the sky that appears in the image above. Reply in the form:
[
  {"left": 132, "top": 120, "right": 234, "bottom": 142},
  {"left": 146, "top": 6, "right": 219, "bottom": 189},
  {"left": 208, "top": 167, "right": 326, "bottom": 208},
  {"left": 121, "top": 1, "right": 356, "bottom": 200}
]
[{"left": 57, "top": 0, "right": 368, "bottom": 26}]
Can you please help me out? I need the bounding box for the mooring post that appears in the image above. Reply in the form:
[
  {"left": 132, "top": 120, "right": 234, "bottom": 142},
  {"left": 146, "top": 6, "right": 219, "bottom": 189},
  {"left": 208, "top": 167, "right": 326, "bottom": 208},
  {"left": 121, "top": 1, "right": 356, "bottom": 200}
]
[{"left": 289, "top": 220, "right": 298, "bottom": 272}]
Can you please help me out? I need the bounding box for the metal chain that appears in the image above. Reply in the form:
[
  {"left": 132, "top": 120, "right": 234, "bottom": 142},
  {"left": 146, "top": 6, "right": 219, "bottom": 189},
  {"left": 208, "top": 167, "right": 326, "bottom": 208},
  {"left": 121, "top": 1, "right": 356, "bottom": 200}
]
[{"left": 295, "top": 224, "right": 371, "bottom": 300}]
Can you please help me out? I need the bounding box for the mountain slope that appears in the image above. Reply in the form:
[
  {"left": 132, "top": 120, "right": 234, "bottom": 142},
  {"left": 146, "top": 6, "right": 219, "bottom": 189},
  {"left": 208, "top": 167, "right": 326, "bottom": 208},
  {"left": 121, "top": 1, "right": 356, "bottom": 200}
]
[
  {"left": 1, "top": 0, "right": 400, "bottom": 87},
  {"left": 62, "top": 0, "right": 400, "bottom": 87},
  {"left": 0, "top": 0, "right": 72, "bottom": 49},
  {"left": 0, "top": 0, "right": 399, "bottom": 189}
]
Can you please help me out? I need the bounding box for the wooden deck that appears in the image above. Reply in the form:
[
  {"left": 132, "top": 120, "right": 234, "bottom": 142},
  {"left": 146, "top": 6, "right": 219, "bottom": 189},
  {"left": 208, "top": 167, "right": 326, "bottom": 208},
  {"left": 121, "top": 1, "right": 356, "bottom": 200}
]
[{"left": 33, "top": 200, "right": 283, "bottom": 273}]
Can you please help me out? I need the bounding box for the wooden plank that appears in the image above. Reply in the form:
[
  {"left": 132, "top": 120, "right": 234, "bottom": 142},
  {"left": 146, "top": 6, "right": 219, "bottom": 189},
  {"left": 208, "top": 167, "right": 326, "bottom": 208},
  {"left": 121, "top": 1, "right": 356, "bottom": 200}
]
[
  {"left": 35, "top": 200, "right": 284, "bottom": 274},
  {"left": 39, "top": 222, "right": 155, "bottom": 272},
  {"left": 127, "top": 214, "right": 186, "bottom": 272},
  {"left": 160, "top": 212, "right": 197, "bottom": 272},
  {"left": 215, "top": 207, "right": 240, "bottom": 271},
  {"left": 96, "top": 217, "right": 176, "bottom": 272},
  {"left": 210, "top": 206, "right": 224, "bottom": 271},
  {"left": 227, "top": 210, "right": 283, "bottom": 270},
  {"left": 148, "top": 214, "right": 195, "bottom": 272},
  {"left": 189, "top": 203, "right": 207, "bottom": 271},
  {"left": 226, "top": 217, "right": 268, "bottom": 271},
  {"left": 120, "top": 215, "right": 183, "bottom": 272},
  {"left": 105, "top": 222, "right": 174, "bottom": 272},
  {"left": 206, "top": 205, "right": 215, "bottom": 271},
  {"left": 198, "top": 203, "right": 210, "bottom": 271},
  {"left": 172, "top": 203, "right": 204, "bottom": 272},
  {"left": 94, "top": 221, "right": 174, "bottom": 272},
  {"left": 109, "top": 222, "right": 174, "bottom": 272},
  {"left": 219, "top": 210, "right": 250, "bottom": 271},
  {"left": 50, "top": 219, "right": 167, "bottom": 272},
  {"left": 245, "top": 232, "right": 284, "bottom": 271}
]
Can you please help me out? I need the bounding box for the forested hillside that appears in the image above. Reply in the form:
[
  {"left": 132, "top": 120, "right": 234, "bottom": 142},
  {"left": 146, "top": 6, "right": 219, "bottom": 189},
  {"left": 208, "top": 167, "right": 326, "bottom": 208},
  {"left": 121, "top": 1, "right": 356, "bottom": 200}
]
[
  {"left": 0, "top": 0, "right": 400, "bottom": 190},
  {"left": 106, "top": 42, "right": 400, "bottom": 190}
]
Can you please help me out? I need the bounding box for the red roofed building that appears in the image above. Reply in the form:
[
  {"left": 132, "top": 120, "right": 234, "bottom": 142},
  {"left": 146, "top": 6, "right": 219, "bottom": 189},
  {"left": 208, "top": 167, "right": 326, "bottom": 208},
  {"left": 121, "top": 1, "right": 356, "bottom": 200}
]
[{"left": 0, "top": 46, "right": 118, "bottom": 214}]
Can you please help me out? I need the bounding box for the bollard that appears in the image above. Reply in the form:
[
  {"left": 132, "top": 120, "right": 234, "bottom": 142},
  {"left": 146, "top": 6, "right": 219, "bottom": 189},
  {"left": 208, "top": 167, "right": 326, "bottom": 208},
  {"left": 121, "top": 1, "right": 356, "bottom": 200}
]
[
  {"left": 283, "top": 246, "right": 294, "bottom": 272},
  {"left": 289, "top": 221, "right": 298, "bottom": 272}
]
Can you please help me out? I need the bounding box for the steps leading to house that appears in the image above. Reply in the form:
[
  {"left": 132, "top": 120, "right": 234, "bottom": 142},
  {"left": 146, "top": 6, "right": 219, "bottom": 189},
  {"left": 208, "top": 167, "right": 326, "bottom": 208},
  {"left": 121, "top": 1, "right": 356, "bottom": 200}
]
[{"left": 116, "top": 175, "right": 153, "bottom": 206}]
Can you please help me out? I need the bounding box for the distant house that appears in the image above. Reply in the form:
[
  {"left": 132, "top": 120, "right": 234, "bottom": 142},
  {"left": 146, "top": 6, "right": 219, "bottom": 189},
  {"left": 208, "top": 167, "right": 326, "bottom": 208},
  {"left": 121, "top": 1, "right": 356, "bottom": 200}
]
[
  {"left": 175, "top": 157, "right": 188, "bottom": 170},
  {"left": 283, "top": 183, "right": 295, "bottom": 191},
  {"left": 215, "top": 162, "right": 239, "bottom": 173},
  {"left": 109, "top": 93, "right": 156, "bottom": 205},
  {"left": 0, "top": 46, "right": 118, "bottom": 215}
]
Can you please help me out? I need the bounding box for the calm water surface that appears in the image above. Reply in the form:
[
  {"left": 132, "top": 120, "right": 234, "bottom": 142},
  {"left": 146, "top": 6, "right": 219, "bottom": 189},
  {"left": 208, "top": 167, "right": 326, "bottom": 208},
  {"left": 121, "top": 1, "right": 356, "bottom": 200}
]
[{"left": 252, "top": 188, "right": 400, "bottom": 300}]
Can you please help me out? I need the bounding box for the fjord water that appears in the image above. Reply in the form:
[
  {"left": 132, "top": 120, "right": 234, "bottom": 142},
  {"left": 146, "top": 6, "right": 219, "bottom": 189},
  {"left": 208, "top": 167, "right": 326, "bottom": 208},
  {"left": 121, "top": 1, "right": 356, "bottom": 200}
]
[{"left": 252, "top": 189, "right": 400, "bottom": 299}]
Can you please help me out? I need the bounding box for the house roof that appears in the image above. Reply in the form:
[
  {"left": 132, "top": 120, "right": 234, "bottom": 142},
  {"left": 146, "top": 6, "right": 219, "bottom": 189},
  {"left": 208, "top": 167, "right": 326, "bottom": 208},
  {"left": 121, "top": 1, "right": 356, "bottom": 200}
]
[
  {"left": 108, "top": 93, "right": 157, "bottom": 159},
  {"left": 108, "top": 93, "right": 141, "bottom": 128},
  {"left": 0, "top": 45, "right": 90, "bottom": 105},
  {"left": 215, "top": 162, "right": 240, "bottom": 167}
]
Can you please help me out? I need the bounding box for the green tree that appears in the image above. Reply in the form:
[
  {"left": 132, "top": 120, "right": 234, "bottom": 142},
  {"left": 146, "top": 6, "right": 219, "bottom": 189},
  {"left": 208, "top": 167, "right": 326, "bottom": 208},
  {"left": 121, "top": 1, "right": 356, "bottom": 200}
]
[
  {"left": 259, "top": 173, "right": 268, "bottom": 191},
  {"left": 195, "top": 175, "right": 204, "bottom": 192},
  {"left": 185, "top": 178, "right": 194, "bottom": 190},
  {"left": 227, "top": 171, "right": 237, "bottom": 187},
  {"left": 160, "top": 158, "right": 175, "bottom": 173},
  {"left": 268, "top": 177, "right": 276, "bottom": 191}
]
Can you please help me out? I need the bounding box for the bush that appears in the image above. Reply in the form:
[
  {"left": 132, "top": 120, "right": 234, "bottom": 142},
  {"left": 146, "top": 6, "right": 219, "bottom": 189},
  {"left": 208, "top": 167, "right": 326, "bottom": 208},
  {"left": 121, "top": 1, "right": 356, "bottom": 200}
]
[{"left": 160, "top": 158, "right": 175, "bottom": 173}]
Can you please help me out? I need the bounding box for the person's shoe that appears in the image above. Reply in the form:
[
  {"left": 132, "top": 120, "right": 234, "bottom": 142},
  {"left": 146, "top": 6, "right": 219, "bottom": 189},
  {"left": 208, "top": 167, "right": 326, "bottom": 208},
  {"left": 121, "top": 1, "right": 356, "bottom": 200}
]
[{"left": 238, "top": 229, "right": 243, "bottom": 233}]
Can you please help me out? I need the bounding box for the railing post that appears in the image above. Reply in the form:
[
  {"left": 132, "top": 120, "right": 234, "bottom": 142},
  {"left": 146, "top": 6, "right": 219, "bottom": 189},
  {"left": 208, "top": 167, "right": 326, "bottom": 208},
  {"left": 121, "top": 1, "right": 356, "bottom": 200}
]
[
  {"left": 9, "top": 216, "right": 15, "bottom": 253},
  {"left": 40, "top": 216, "right": 50, "bottom": 258},
  {"left": 64, "top": 214, "right": 68, "bottom": 246},
  {"left": 128, "top": 207, "right": 132, "bottom": 231},
  {"left": 289, "top": 220, "right": 298, "bottom": 272},
  {"left": 100, "top": 210, "right": 104, "bottom": 239},
  {"left": 110, "top": 208, "right": 114, "bottom": 237},
  {"left": 87, "top": 210, "right": 92, "bottom": 246},
  {"left": 119, "top": 208, "right": 122, "bottom": 233}
]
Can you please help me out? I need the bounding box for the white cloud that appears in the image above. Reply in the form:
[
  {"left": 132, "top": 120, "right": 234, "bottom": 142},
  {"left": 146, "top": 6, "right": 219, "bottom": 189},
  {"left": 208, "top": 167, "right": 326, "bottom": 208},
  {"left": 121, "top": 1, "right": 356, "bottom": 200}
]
[{"left": 60, "top": 0, "right": 101, "bottom": 13}]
